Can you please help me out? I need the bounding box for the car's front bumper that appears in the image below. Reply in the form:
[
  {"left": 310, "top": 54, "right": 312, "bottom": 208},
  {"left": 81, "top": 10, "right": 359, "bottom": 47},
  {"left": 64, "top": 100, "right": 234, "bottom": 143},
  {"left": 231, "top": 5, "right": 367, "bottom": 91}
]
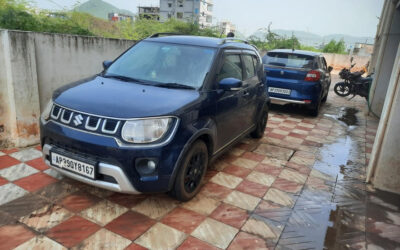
[
  {"left": 42, "top": 144, "right": 141, "bottom": 194},
  {"left": 40, "top": 119, "right": 190, "bottom": 194}
]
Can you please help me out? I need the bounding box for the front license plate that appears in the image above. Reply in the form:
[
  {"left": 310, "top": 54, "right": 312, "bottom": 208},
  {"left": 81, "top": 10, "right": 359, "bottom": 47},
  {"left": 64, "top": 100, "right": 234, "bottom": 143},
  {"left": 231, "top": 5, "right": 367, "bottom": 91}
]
[
  {"left": 268, "top": 87, "right": 291, "bottom": 95},
  {"left": 51, "top": 152, "right": 96, "bottom": 179}
]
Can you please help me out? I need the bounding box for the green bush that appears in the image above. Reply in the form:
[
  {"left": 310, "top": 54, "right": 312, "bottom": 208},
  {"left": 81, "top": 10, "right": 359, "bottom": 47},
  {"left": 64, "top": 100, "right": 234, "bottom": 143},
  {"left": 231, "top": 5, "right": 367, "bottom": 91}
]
[
  {"left": 0, "top": 0, "right": 221, "bottom": 40},
  {"left": 0, "top": 0, "right": 92, "bottom": 35},
  {"left": 322, "top": 39, "right": 346, "bottom": 54}
]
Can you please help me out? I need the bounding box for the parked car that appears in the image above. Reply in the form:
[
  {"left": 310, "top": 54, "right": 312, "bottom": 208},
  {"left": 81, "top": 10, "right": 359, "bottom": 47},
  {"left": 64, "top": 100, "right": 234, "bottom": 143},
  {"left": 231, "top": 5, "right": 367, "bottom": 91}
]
[
  {"left": 40, "top": 34, "right": 269, "bottom": 201},
  {"left": 263, "top": 49, "right": 332, "bottom": 116}
]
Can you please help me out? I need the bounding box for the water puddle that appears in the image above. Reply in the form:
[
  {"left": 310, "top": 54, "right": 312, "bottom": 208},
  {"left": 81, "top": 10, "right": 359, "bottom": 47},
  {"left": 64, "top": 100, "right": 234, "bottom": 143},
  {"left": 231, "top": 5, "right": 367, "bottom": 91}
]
[
  {"left": 324, "top": 107, "right": 359, "bottom": 131},
  {"left": 313, "top": 136, "right": 354, "bottom": 181}
]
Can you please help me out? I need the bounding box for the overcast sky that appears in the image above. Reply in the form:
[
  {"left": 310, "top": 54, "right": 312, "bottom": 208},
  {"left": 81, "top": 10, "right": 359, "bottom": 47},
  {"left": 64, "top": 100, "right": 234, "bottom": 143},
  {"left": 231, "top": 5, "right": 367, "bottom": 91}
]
[{"left": 32, "top": 0, "right": 384, "bottom": 37}]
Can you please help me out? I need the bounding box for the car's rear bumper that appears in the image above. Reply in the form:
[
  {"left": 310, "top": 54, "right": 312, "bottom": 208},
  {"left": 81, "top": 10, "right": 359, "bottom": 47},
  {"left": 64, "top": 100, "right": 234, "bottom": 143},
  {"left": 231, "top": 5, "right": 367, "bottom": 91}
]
[{"left": 270, "top": 97, "right": 307, "bottom": 105}]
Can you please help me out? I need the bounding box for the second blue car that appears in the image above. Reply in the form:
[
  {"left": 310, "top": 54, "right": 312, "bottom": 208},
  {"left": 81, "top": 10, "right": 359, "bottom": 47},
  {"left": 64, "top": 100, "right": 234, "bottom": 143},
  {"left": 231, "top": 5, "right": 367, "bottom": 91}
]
[{"left": 263, "top": 49, "right": 332, "bottom": 116}]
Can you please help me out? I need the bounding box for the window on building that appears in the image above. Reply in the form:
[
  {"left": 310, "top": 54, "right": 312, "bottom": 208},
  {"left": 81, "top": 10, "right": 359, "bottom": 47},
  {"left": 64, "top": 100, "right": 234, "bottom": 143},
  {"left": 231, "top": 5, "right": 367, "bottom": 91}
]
[
  {"left": 177, "top": 12, "right": 183, "bottom": 19},
  {"left": 168, "top": 3, "right": 172, "bottom": 7}
]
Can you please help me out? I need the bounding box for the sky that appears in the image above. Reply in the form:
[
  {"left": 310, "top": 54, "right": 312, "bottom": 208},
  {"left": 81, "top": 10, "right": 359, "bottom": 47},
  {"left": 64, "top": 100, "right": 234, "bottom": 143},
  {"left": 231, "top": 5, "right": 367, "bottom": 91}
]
[{"left": 31, "top": 0, "right": 384, "bottom": 37}]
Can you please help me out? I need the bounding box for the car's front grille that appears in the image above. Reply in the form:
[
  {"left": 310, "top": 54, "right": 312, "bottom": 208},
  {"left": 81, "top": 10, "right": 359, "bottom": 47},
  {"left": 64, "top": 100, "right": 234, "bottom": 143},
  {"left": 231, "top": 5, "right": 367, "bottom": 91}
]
[{"left": 50, "top": 104, "right": 122, "bottom": 136}]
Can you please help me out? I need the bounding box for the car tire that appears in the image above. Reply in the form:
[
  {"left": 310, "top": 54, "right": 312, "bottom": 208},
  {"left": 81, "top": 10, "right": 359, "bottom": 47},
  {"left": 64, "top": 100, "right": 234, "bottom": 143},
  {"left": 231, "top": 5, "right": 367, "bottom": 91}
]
[
  {"left": 251, "top": 108, "right": 268, "bottom": 139},
  {"left": 321, "top": 92, "right": 328, "bottom": 103},
  {"left": 171, "top": 140, "right": 208, "bottom": 201},
  {"left": 310, "top": 96, "right": 322, "bottom": 117}
]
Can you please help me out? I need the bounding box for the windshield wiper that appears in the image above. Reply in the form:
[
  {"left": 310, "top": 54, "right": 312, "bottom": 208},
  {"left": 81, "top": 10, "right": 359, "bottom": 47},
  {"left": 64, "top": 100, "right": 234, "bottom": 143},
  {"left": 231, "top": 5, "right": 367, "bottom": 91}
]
[
  {"left": 103, "top": 74, "right": 146, "bottom": 84},
  {"left": 154, "top": 83, "right": 196, "bottom": 90}
]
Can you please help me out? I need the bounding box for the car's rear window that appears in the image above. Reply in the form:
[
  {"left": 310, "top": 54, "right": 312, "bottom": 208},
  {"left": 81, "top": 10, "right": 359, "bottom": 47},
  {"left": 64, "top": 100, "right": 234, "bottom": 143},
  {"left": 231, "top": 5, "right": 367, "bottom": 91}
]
[{"left": 263, "top": 52, "right": 315, "bottom": 69}]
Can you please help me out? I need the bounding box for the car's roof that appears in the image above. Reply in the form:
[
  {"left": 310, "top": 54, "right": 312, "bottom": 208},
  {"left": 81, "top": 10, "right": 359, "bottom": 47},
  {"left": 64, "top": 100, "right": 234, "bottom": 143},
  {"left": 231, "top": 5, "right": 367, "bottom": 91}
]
[
  {"left": 267, "top": 49, "right": 321, "bottom": 57},
  {"left": 144, "top": 35, "right": 257, "bottom": 51}
]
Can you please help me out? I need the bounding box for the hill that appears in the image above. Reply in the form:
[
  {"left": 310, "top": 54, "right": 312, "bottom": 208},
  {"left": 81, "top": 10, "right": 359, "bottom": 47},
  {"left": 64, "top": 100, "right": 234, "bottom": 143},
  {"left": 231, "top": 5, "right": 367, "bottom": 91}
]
[
  {"left": 251, "top": 29, "right": 374, "bottom": 48},
  {"left": 75, "top": 0, "right": 135, "bottom": 20}
]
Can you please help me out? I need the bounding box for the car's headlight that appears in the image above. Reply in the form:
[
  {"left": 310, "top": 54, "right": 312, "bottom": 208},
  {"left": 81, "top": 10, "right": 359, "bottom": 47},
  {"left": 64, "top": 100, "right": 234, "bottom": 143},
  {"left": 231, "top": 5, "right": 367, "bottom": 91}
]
[
  {"left": 41, "top": 99, "right": 54, "bottom": 121},
  {"left": 121, "top": 117, "right": 173, "bottom": 144}
]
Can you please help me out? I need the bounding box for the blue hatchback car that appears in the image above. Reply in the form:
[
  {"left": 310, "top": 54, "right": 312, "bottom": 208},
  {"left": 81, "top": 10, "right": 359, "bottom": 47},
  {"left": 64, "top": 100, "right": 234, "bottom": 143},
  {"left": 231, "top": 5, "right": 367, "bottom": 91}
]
[
  {"left": 263, "top": 49, "right": 332, "bottom": 116},
  {"left": 40, "top": 34, "right": 269, "bottom": 201}
]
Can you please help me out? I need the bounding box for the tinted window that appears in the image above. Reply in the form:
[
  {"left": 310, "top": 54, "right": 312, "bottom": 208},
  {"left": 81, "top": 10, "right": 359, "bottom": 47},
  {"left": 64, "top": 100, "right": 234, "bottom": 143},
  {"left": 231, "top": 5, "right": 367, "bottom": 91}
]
[
  {"left": 218, "top": 55, "right": 243, "bottom": 82},
  {"left": 243, "top": 55, "right": 256, "bottom": 79},
  {"left": 263, "top": 52, "right": 315, "bottom": 69},
  {"left": 105, "top": 41, "right": 216, "bottom": 88}
]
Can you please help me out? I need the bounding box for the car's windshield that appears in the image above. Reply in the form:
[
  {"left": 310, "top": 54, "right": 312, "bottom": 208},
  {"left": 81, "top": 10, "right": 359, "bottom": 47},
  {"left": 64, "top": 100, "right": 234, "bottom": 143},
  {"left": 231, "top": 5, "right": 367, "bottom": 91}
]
[
  {"left": 263, "top": 52, "right": 315, "bottom": 69},
  {"left": 105, "top": 41, "right": 216, "bottom": 89}
]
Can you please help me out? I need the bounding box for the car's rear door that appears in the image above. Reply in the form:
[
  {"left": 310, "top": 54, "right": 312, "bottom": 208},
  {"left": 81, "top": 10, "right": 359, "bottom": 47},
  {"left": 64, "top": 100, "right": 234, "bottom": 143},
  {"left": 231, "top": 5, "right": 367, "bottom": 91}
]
[
  {"left": 215, "top": 52, "right": 248, "bottom": 149},
  {"left": 241, "top": 52, "right": 262, "bottom": 128}
]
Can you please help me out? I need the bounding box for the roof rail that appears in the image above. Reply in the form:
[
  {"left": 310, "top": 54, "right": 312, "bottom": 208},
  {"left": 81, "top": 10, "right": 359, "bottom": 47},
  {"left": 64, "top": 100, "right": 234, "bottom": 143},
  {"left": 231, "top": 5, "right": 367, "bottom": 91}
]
[
  {"left": 148, "top": 33, "right": 183, "bottom": 38},
  {"left": 221, "top": 38, "right": 249, "bottom": 45}
]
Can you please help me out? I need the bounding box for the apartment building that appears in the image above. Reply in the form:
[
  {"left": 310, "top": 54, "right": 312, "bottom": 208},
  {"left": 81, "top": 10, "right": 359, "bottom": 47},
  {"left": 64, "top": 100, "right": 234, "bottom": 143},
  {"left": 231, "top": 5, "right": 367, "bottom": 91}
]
[
  {"left": 138, "top": 6, "right": 160, "bottom": 21},
  {"left": 160, "top": 0, "right": 213, "bottom": 28},
  {"left": 219, "top": 21, "right": 236, "bottom": 36}
]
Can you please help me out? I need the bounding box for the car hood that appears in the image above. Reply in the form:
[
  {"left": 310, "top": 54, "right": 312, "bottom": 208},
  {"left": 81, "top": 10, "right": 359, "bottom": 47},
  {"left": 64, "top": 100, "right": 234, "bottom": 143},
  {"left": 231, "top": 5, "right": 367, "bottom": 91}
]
[{"left": 53, "top": 76, "right": 200, "bottom": 118}]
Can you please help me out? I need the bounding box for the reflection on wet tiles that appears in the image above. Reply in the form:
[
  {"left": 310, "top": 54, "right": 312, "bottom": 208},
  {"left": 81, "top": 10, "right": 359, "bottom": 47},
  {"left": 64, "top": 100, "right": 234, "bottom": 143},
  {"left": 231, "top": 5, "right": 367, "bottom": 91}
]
[
  {"left": 255, "top": 144, "right": 294, "bottom": 161},
  {"left": 191, "top": 218, "right": 238, "bottom": 249},
  {"left": 14, "top": 236, "right": 66, "bottom": 250},
  {"left": 74, "top": 228, "right": 131, "bottom": 250},
  {"left": 19, "top": 204, "right": 73, "bottom": 232},
  {"left": 0, "top": 183, "right": 28, "bottom": 206}
]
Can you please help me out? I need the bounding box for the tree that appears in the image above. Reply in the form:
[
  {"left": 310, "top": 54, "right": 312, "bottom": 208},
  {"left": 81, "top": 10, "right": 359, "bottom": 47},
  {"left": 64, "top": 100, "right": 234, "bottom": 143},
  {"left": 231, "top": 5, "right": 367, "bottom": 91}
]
[
  {"left": 323, "top": 39, "right": 346, "bottom": 54},
  {"left": 248, "top": 23, "right": 310, "bottom": 52}
]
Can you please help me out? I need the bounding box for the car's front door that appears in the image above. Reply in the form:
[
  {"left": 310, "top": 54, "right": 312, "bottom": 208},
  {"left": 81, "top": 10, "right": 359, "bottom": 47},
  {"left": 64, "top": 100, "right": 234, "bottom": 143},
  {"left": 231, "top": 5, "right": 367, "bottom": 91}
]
[{"left": 215, "top": 52, "right": 248, "bottom": 150}]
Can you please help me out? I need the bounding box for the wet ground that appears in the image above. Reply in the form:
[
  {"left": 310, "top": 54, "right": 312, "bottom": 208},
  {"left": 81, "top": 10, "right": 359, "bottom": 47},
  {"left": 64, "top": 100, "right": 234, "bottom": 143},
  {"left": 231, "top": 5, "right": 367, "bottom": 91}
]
[{"left": 0, "top": 75, "right": 399, "bottom": 249}]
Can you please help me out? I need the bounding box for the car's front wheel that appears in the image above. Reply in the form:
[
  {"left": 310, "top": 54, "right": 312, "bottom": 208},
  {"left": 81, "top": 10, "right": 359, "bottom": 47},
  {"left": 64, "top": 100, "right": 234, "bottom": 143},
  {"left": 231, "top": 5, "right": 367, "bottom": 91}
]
[{"left": 171, "top": 140, "right": 208, "bottom": 201}]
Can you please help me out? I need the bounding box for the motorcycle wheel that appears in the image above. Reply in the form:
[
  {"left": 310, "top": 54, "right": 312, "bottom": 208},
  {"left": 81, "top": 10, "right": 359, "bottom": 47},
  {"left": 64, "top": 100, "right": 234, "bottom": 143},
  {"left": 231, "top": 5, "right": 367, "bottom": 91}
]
[{"left": 334, "top": 82, "right": 351, "bottom": 97}]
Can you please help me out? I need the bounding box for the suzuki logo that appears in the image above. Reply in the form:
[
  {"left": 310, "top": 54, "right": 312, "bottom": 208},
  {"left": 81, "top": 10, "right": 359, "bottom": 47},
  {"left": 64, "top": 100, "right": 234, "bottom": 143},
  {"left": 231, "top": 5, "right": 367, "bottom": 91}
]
[{"left": 73, "top": 114, "right": 84, "bottom": 126}]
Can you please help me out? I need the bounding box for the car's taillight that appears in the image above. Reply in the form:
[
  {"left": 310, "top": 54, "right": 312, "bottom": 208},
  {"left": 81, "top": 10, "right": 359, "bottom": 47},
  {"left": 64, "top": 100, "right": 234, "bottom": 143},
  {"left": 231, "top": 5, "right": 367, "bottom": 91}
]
[{"left": 305, "top": 70, "right": 321, "bottom": 82}]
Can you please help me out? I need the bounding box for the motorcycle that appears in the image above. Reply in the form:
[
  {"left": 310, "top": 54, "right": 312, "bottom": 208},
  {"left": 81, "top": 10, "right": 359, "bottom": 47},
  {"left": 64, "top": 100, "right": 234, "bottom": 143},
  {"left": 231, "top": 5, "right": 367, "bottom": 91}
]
[{"left": 334, "top": 58, "right": 373, "bottom": 100}]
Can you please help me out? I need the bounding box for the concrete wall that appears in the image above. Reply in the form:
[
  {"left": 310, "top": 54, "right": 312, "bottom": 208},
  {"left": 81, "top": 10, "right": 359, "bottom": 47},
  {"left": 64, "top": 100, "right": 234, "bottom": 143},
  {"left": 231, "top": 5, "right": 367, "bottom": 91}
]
[
  {"left": 322, "top": 53, "right": 371, "bottom": 72},
  {"left": 368, "top": 43, "right": 400, "bottom": 194},
  {"left": 368, "top": 0, "right": 400, "bottom": 115},
  {"left": 0, "top": 30, "right": 135, "bottom": 148}
]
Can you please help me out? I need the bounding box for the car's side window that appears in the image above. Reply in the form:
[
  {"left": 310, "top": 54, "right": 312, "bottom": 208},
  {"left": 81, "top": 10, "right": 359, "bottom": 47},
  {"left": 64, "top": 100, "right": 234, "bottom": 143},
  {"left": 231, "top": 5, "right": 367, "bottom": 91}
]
[
  {"left": 243, "top": 55, "right": 256, "bottom": 80},
  {"left": 217, "top": 54, "right": 243, "bottom": 82}
]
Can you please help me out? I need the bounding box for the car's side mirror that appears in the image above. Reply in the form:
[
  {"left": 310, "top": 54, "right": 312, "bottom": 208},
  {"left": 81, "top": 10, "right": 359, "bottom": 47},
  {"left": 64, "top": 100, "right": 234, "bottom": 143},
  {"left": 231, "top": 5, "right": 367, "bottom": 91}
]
[
  {"left": 328, "top": 66, "right": 333, "bottom": 72},
  {"left": 103, "top": 60, "right": 113, "bottom": 70},
  {"left": 219, "top": 78, "right": 242, "bottom": 90}
]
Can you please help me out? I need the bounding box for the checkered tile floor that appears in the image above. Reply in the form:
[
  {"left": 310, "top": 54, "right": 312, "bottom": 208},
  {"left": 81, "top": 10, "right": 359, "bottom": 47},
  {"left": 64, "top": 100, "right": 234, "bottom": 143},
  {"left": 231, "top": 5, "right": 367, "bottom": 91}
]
[{"left": 1, "top": 80, "right": 399, "bottom": 249}]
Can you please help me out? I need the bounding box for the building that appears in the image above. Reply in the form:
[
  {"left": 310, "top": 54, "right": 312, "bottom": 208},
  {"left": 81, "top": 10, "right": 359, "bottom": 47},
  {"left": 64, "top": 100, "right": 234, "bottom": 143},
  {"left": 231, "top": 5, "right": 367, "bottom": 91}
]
[
  {"left": 108, "top": 12, "right": 133, "bottom": 22},
  {"left": 218, "top": 21, "right": 236, "bottom": 36},
  {"left": 138, "top": 6, "right": 160, "bottom": 21},
  {"left": 366, "top": 0, "right": 400, "bottom": 194},
  {"left": 353, "top": 42, "right": 374, "bottom": 56},
  {"left": 160, "top": 0, "right": 213, "bottom": 28}
]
